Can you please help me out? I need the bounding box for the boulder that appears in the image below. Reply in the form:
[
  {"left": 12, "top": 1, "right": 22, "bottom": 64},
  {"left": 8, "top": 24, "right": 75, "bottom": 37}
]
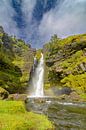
[
  {"left": 61, "top": 87, "right": 72, "bottom": 95},
  {"left": 8, "top": 94, "right": 27, "bottom": 101},
  {"left": 0, "top": 87, "right": 9, "bottom": 99},
  {"left": 69, "top": 91, "right": 80, "bottom": 101}
]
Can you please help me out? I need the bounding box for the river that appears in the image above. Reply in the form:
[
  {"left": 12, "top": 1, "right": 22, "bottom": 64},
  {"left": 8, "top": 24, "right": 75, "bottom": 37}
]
[
  {"left": 25, "top": 97, "right": 86, "bottom": 130},
  {"left": 27, "top": 53, "right": 86, "bottom": 130}
]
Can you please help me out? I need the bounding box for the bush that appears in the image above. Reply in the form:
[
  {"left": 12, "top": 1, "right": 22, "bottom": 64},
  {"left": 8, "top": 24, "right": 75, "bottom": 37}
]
[{"left": 61, "top": 74, "right": 86, "bottom": 93}]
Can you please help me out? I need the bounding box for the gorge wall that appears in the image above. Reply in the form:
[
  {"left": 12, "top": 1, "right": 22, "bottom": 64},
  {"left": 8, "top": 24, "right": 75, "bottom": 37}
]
[
  {"left": 43, "top": 34, "right": 86, "bottom": 97},
  {"left": 0, "top": 26, "right": 35, "bottom": 98}
]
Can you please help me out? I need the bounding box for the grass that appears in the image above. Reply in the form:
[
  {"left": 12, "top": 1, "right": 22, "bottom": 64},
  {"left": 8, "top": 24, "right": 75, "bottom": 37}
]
[
  {"left": 79, "top": 93, "right": 86, "bottom": 100},
  {"left": 0, "top": 100, "right": 54, "bottom": 130}
]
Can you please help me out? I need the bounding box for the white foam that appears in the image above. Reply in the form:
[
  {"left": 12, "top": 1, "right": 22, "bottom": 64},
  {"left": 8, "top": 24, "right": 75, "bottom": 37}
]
[{"left": 29, "top": 53, "right": 44, "bottom": 97}]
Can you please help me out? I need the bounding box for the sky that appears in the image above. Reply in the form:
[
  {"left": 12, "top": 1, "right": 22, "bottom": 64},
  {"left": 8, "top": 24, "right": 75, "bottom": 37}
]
[{"left": 0, "top": 0, "right": 86, "bottom": 48}]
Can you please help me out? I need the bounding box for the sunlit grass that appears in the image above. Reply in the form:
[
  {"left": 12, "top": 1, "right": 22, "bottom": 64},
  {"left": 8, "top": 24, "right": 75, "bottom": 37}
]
[{"left": 0, "top": 100, "right": 54, "bottom": 130}]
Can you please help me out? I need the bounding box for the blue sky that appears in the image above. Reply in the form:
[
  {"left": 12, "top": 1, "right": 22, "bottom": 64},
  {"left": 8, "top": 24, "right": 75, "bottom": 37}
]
[{"left": 0, "top": 0, "right": 86, "bottom": 48}]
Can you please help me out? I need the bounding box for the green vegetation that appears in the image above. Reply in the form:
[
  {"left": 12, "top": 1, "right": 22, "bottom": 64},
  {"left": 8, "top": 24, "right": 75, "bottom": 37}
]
[
  {"left": 61, "top": 73, "right": 86, "bottom": 93},
  {"left": 0, "top": 42, "right": 22, "bottom": 93},
  {"left": 0, "top": 27, "right": 34, "bottom": 95},
  {"left": 44, "top": 33, "right": 86, "bottom": 96},
  {"left": 0, "top": 100, "right": 54, "bottom": 130},
  {"left": 0, "top": 87, "right": 9, "bottom": 99},
  {"left": 36, "top": 49, "right": 42, "bottom": 61}
]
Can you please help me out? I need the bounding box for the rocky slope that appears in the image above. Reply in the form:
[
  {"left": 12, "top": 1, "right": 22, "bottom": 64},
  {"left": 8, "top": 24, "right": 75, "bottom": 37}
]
[
  {"left": 0, "top": 26, "right": 35, "bottom": 98},
  {"left": 43, "top": 34, "right": 86, "bottom": 98}
]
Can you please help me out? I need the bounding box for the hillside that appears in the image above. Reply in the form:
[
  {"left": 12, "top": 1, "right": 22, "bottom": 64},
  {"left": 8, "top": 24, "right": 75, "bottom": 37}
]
[
  {"left": 0, "top": 26, "right": 35, "bottom": 99},
  {"left": 44, "top": 34, "right": 86, "bottom": 99}
]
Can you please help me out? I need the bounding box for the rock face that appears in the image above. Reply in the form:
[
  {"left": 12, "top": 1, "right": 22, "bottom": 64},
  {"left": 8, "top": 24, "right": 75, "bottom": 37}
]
[
  {"left": 43, "top": 34, "right": 86, "bottom": 95},
  {"left": 0, "top": 26, "right": 35, "bottom": 94}
]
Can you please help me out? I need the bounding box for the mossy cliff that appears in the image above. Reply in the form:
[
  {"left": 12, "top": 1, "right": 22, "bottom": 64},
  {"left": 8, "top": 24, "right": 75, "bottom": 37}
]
[
  {"left": 43, "top": 34, "right": 86, "bottom": 96},
  {"left": 0, "top": 26, "right": 35, "bottom": 96}
]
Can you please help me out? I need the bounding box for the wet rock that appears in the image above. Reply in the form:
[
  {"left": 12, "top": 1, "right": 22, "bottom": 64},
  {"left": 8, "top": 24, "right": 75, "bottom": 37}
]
[
  {"left": 68, "top": 92, "right": 80, "bottom": 101},
  {"left": 58, "top": 87, "right": 72, "bottom": 95},
  {"left": 8, "top": 94, "right": 27, "bottom": 101}
]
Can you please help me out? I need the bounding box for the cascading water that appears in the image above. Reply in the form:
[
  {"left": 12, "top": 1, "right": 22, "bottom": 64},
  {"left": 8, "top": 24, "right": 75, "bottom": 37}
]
[{"left": 29, "top": 53, "right": 44, "bottom": 97}]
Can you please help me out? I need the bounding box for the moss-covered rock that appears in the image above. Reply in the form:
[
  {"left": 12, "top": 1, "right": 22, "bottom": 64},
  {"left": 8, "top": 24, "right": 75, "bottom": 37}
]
[
  {"left": 0, "top": 87, "right": 9, "bottom": 99},
  {"left": 8, "top": 94, "right": 27, "bottom": 101},
  {"left": 44, "top": 34, "right": 86, "bottom": 96}
]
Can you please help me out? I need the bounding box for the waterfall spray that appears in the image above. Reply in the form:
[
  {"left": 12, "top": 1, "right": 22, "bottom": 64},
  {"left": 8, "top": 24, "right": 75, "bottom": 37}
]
[{"left": 29, "top": 53, "right": 44, "bottom": 97}]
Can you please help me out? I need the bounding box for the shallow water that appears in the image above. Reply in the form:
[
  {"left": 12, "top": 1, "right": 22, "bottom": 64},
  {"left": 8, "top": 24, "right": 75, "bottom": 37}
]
[{"left": 25, "top": 97, "right": 86, "bottom": 130}]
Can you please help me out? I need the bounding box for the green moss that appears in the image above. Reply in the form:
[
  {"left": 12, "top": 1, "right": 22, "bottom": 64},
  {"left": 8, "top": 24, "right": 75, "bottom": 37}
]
[
  {"left": 44, "top": 83, "right": 51, "bottom": 89},
  {"left": 60, "top": 50, "right": 86, "bottom": 74},
  {"left": 0, "top": 71, "right": 21, "bottom": 93},
  {"left": 36, "top": 49, "right": 42, "bottom": 61},
  {"left": 0, "top": 33, "right": 3, "bottom": 37},
  {"left": 45, "top": 34, "right": 86, "bottom": 60},
  {"left": 13, "top": 56, "right": 25, "bottom": 68},
  {"left": 0, "top": 87, "right": 9, "bottom": 99},
  {"left": 59, "top": 33, "right": 86, "bottom": 46},
  {"left": 0, "top": 30, "right": 34, "bottom": 93},
  {"left": 13, "top": 40, "right": 29, "bottom": 53},
  {"left": 0, "top": 101, "right": 54, "bottom": 130},
  {"left": 44, "top": 33, "right": 86, "bottom": 95},
  {"left": 80, "top": 93, "right": 86, "bottom": 100},
  {"left": 20, "top": 72, "right": 29, "bottom": 83},
  {"left": 61, "top": 73, "right": 86, "bottom": 93}
]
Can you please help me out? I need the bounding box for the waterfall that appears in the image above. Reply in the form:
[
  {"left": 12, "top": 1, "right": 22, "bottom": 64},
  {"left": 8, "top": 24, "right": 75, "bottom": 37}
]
[{"left": 29, "top": 53, "right": 44, "bottom": 97}]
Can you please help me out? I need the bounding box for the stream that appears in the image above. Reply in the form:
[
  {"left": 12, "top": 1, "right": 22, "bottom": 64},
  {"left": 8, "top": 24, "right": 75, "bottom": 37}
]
[
  {"left": 27, "top": 54, "right": 86, "bottom": 130},
  {"left": 25, "top": 97, "right": 86, "bottom": 130}
]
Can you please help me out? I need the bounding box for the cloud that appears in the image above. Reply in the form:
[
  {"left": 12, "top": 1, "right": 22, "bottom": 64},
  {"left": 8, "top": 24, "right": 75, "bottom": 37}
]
[
  {"left": 0, "top": 0, "right": 37, "bottom": 47},
  {"left": 21, "top": 0, "right": 37, "bottom": 43},
  {"left": 0, "top": 0, "right": 19, "bottom": 36},
  {"left": 0, "top": 0, "right": 86, "bottom": 48},
  {"left": 21, "top": 0, "right": 36, "bottom": 22},
  {"left": 39, "top": 0, "right": 86, "bottom": 44}
]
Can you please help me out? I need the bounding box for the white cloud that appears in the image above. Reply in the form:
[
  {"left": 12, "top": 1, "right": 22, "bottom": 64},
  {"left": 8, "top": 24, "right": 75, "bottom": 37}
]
[
  {"left": 39, "top": 0, "right": 86, "bottom": 44},
  {"left": 0, "top": 0, "right": 37, "bottom": 42},
  {"left": 0, "top": 0, "right": 86, "bottom": 48},
  {"left": 21, "top": 0, "right": 37, "bottom": 41},
  {"left": 0, "top": 0, "right": 19, "bottom": 36},
  {"left": 21, "top": 0, "right": 36, "bottom": 22}
]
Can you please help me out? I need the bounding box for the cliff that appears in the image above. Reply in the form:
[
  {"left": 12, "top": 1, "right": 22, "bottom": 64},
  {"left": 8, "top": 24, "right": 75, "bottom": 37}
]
[
  {"left": 0, "top": 26, "right": 34, "bottom": 98},
  {"left": 44, "top": 34, "right": 86, "bottom": 97}
]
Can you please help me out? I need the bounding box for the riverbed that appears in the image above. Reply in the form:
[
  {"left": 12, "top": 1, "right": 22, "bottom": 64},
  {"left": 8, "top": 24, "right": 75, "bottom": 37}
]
[{"left": 25, "top": 97, "right": 86, "bottom": 130}]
